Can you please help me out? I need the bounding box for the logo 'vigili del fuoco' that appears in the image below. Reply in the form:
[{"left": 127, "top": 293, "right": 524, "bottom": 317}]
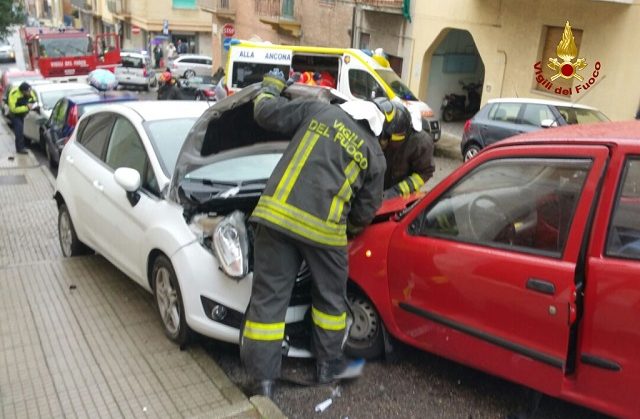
[{"left": 533, "top": 21, "right": 601, "bottom": 96}]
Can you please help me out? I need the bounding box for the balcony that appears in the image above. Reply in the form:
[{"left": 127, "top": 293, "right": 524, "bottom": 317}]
[
  {"left": 106, "top": 0, "right": 130, "bottom": 18},
  {"left": 356, "top": 0, "right": 403, "bottom": 11},
  {"left": 198, "top": 0, "right": 236, "bottom": 20},
  {"left": 255, "top": 0, "right": 301, "bottom": 37},
  {"left": 71, "top": 0, "right": 92, "bottom": 11}
]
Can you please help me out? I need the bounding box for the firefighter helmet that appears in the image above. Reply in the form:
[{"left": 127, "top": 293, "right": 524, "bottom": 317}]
[{"left": 372, "top": 97, "right": 411, "bottom": 142}]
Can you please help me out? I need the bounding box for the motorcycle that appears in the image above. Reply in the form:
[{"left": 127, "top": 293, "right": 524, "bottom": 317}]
[{"left": 441, "top": 80, "right": 482, "bottom": 122}]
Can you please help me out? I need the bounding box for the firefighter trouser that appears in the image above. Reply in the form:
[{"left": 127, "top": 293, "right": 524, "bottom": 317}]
[{"left": 240, "top": 224, "right": 349, "bottom": 381}]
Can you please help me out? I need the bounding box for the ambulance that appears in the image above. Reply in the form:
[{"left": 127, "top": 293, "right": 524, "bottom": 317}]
[{"left": 225, "top": 40, "right": 441, "bottom": 142}]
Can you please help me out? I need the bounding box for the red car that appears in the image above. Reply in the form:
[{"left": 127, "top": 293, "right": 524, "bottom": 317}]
[{"left": 347, "top": 121, "right": 640, "bottom": 418}]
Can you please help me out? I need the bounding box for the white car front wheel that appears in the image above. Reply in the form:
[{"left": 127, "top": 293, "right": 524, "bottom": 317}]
[{"left": 152, "top": 255, "right": 191, "bottom": 345}]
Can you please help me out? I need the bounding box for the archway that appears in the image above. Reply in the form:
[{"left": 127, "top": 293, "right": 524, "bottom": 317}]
[{"left": 423, "top": 28, "right": 485, "bottom": 121}]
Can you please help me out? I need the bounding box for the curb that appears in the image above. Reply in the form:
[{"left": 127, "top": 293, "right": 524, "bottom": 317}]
[{"left": 250, "top": 396, "right": 288, "bottom": 419}]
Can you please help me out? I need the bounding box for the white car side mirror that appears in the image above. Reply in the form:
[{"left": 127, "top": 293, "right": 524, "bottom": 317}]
[
  {"left": 114, "top": 167, "right": 141, "bottom": 192},
  {"left": 540, "top": 119, "right": 558, "bottom": 128}
]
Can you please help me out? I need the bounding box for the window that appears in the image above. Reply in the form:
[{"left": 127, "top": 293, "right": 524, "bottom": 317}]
[
  {"left": 535, "top": 24, "right": 584, "bottom": 94},
  {"left": 78, "top": 113, "right": 115, "bottom": 159},
  {"left": 51, "top": 100, "right": 68, "bottom": 126},
  {"left": 231, "top": 62, "right": 290, "bottom": 89},
  {"left": 144, "top": 118, "right": 199, "bottom": 177},
  {"left": 172, "top": 0, "right": 196, "bottom": 9},
  {"left": 488, "top": 103, "right": 521, "bottom": 123},
  {"left": 414, "top": 158, "right": 591, "bottom": 257},
  {"left": 521, "top": 104, "right": 555, "bottom": 127},
  {"left": 554, "top": 106, "right": 609, "bottom": 125},
  {"left": 606, "top": 157, "right": 640, "bottom": 260},
  {"left": 348, "top": 69, "right": 385, "bottom": 100},
  {"left": 105, "top": 117, "right": 147, "bottom": 176}
]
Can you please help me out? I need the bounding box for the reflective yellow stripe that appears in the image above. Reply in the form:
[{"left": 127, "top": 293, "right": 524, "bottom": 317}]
[
  {"left": 254, "top": 92, "right": 275, "bottom": 106},
  {"left": 398, "top": 181, "right": 410, "bottom": 197},
  {"left": 391, "top": 133, "right": 406, "bottom": 142},
  {"left": 253, "top": 197, "right": 347, "bottom": 246},
  {"left": 243, "top": 320, "right": 285, "bottom": 341},
  {"left": 409, "top": 173, "right": 424, "bottom": 191},
  {"left": 312, "top": 306, "right": 346, "bottom": 331},
  {"left": 327, "top": 161, "right": 361, "bottom": 223},
  {"left": 275, "top": 130, "right": 320, "bottom": 201}
]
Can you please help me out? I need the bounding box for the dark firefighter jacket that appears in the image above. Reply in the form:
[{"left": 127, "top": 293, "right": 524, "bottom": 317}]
[
  {"left": 383, "top": 129, "right": 435, "bottom": 197},
  {"left": 8, "top": 87, "right": 37, "bottom": 117},
  {"left": 157, "top": 83, "right": 183, "bottom": 100},
  {"left": 250, "top": 94, "right": 386, "bottom": 248}
]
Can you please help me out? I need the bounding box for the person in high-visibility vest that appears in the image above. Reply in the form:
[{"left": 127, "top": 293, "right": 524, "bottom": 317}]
[
  {"left": 375, "top": 99, "right": 435, "bottom": 199},
  {"left": 240, "top": 69, "right": 409, "bottom": 398},
  {"left": 8, "top": 82, "right": 37, "bottom": 155}
]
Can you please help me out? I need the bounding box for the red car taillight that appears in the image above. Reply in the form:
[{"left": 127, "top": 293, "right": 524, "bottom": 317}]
[
  {"left": 203, "top": 88, "right": 215, "bottom": 97},
  {"left": 463, "top": 119, "right": 472, "bottom": 134},
  {"left": 67, "top": 105, "right": 78, "bottom": 128},
  {"left": 142, "top": 66, "right": 147, "bottom": 77}
]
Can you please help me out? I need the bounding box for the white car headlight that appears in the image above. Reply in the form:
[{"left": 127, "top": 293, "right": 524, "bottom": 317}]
[{"left": 212, "top": 210, "right": 249, "bottom": 279}]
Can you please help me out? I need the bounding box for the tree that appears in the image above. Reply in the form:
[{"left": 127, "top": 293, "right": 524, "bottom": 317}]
[{"left": 0, "top": 0, "right": 25, "bottom": 38}]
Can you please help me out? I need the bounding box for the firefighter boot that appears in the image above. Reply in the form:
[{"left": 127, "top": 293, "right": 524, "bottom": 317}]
[{"left": 316, "top": 357, "right": 365, "bottom": 384}]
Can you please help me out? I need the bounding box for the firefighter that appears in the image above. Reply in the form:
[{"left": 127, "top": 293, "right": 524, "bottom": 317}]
[
  {"left": 240, "top": 69, "right": 396, "bottom": 397},
  {"left": 156, "top": 71, "right": 182, "bottom": 100},
  {"left": 9, "top": 82, "right": 37, "bottom": 154},
  {"left": 374, "top": 98, "right": 435, "bottom": 199}
]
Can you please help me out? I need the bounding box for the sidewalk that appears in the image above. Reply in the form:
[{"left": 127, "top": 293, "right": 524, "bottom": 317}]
[{"left": 0, "top": 125, "right": 284, "bottom": 418}]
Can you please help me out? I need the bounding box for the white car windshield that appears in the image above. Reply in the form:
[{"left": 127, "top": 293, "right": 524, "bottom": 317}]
[
  {"left": 377, "top": 69, "right": 418, "bottom": 101},
  {"left": 145, "top": 118, "right": 199, "bottom": 177},
  {"left": 185, "top": 154, "right": 282, "bottom": 184}
]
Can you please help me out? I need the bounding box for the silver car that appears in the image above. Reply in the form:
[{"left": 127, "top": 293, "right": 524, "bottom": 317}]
[
  {"left": 169, "top": 54, "right": 213, "bottom": 78},
  {"left": 115, "top": 52, "right": 157, "bottom": 90}
]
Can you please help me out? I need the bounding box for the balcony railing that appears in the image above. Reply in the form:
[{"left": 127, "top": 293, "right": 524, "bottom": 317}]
[
  {"left": 255, "top": 0, "right": 300, "bottom": 21},
  {"left": 356, "top": 0, "right": 403, "bottom": 8},
  {"left": 198, "top": 0, "right": 236, "bottom": 19},
  {"left": 106, "top": 0, "right": 130, "bottom": 16}
]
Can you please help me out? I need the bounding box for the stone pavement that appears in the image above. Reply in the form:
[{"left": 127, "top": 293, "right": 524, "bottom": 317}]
[{"left": 0, "top": 125, "right": 284, "bottom": 418}]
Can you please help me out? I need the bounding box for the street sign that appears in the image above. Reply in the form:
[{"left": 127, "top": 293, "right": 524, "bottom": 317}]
[
  {"left": 222, "top": 23, "right": 235, "bottom": 37},
  {"left": 162, "top": 19, "right": 169, "bottom": 36},
  {"left": 223, "top": 37, "right": 233, "bottom": 51}
]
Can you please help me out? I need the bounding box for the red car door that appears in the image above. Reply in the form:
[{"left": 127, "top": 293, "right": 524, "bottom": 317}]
[
  {"left": 386, "top": 145, "right": 608, "bottom": 397},
  {"left": 567, "top": 147, "right": 640, "bottom": 418}
]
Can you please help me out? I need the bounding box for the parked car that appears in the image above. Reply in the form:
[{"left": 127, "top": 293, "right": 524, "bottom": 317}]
[
  {"left": 169, "top": 54, "right": 213, "bottom": 78},
  {"left": 23, "top": 82, "right": 97, "bottom": 145},
  {"left": 0, "top": 43, "right": 16, "bottom": 63},
  {"left": 54, "top": 85, "right": 376, "bottom": 358},
  {"left": 115, "top": 52, "right": 157, "bottom": 91},
  {"left": 1, "top": 69, "right": 45, "bottom": 122},
  {"left": 460, "top": 98, "right": 610, "bottom": 161},
  {"left": 176, "top": 75, "right": 217, "bottom": 100},
  {"left": 42, "top": 91, "right": 138, "bottom": 167},
  {"left": 346, "top": 120, "right": 640, "bottom": 417}
]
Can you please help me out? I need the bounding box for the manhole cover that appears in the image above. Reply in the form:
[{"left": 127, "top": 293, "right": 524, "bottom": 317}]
[{"left": 0, "top": 175, "right": 27, "bottom": 185}]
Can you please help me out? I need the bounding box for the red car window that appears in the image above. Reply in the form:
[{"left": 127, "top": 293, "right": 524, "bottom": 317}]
[{"left": 606, "top": 156, "right": 640, "bottom": 260}]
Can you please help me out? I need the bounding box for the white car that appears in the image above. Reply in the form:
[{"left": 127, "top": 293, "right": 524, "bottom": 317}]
[
  {"left": 24, "top": 82, "right": 97, "bottom": 146},
  {"left": 115, "top": 52, "right": 157, "bottom": 91},
  {"left": 169, "top": 54, "right": 213, "bottom": 78},
  {"left": 54, "top": 86, "right": 374, "bottom": 357}
]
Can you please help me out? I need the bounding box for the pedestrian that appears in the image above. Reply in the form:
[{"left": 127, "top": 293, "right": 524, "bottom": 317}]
[
  {"left": 166, "top": 42, "right": 176, "bottom": 61},
  {"left": 153, "top": 44, "right": 163, "bottom": 69},
  {"left": 240, "top": 69, "right": 404, "bottom": 398},
  {"left": 376, "top": 99, "right": 435, "bottom": 199},
  {"left": 8, "top": 82, "right": 37, "bottom": 155},
  {"left": 176, "top": 39, "right": 187, "bottom": 55},
  {"left": 157, "top": 71, "right": 182, "bottom": 100}
]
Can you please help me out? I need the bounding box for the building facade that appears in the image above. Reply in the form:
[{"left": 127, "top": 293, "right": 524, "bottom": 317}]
[
  {"left": 408, "top": 0, "right": 640, "bottom": 120},
  {"left": 199, "top": 0, "right": 412, "bottom": 78}
]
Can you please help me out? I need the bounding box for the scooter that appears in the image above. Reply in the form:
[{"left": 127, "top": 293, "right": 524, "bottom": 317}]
[{"left": 441, "top": 80, "right": 482, "bottom": 122}]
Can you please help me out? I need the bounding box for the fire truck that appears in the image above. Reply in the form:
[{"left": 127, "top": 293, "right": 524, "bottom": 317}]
[{"left": 20, "top": 27, "right": 121, "bottom": 81}]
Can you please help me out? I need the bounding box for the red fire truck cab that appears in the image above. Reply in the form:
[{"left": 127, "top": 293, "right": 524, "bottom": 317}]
[{"left": 20, "top": 27, "right": 121, "bottom": 81}]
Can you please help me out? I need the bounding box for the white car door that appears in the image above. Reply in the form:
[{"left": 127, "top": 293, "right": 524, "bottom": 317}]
[
  {"left": 95, "top": 116, "right": 160, "bottom": 284},
  {"left": 59, "top": 113, "right": 116, "bottom": 251}
]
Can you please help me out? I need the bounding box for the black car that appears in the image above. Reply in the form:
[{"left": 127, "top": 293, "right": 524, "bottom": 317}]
[
  {"left": 460, "top": 98, "right": 609, "bottom": 161},
  {"left": 177, "top": 75, "right": 218, "bottom": 100}
]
